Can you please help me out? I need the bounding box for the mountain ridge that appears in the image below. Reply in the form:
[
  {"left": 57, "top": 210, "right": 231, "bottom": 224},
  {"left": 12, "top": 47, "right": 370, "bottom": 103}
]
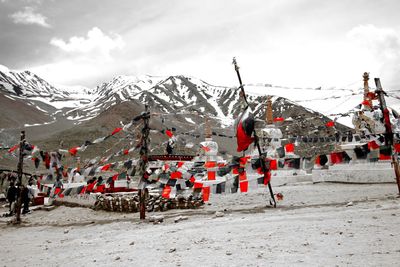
[{"left": 0, "top": 65, "right": 357, "bottom": 153}]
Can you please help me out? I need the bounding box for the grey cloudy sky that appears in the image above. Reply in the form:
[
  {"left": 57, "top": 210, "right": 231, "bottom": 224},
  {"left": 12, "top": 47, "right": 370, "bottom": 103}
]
[{"left": 1, "top": 0, "right": 400, "bottom": 90}]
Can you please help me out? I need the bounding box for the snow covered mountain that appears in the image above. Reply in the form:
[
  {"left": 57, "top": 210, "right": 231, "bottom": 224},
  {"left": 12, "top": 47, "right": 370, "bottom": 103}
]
[{"left": 1, "top": 64, "right": 398, "bottom": 152}]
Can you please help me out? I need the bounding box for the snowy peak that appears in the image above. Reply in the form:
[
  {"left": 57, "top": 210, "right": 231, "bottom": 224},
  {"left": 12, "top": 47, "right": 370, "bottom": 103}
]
[{"left": 0, "top": 69, "right": 65, "bottom": 98}]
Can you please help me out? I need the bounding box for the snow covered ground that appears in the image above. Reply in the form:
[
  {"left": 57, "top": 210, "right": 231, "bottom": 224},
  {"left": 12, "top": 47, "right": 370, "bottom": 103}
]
[{"left": 0, "top": 182, "right": 399, "bottom": 266}]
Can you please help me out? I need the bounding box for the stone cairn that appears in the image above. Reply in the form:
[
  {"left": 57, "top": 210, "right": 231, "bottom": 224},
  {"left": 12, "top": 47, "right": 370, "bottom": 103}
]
[{"left": 94, "top": 193, "right": 204, "bottom": 213}]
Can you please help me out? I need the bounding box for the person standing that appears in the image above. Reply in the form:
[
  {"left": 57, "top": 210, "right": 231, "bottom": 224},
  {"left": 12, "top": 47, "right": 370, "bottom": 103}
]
[
  {"left": 6, "top": 181, "right": 17, "bottom": 216},
  {"left": 22, "top": 180, "right": 35, "bottom": 214}
]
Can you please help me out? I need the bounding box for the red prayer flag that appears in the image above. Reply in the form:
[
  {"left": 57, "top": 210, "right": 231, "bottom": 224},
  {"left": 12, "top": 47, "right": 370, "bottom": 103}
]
[
  {"left": 111, "top": 127, "right": 123, "bottom": 135},
  {"left": 80, "top": 186, "right": 86, "bottom": 194},
  {"left": 204, "top": 161, "right": 216, "bottom": 168},
  {"left": 194, "top": 182, "right": 203, "bottom": 189},
  {"left": 162, "top": 186, "right": 171, "bottom": 199},
  {"left": 177, "top": 161, "right": 184, "bottom": 168},
  {"left": 379, "top": 154, "right": 391, "bottom": 160},
  {"left": 239, "top": 156, "right": 250, "bottom": 167},
  {"left": 165, "top": 130, "right": 173, "bottom": 138},
  {"left": 207, "top": 171, "right": 216, "bottom": 180},
  {"left": 269, "top": 159, "right": 277, "bottom": 170},
  {"left": 368, "top": 141, "right": 380, "bottom": 150},
  {"left": 202, "top": 186, "right": 210, "bottom": 202},
  {"left": 394, "top": 143, "right": 400, "bottom": 153},
  {"left": 54, "top": 188, "right": 62, "bottom": 196},
  {"left": 325, "top": 121, "right": 335, "bottom": 127},
  {"left": 8, "top": 144, "right": 19, "bottom": 153},
  {"left": 170, "top": 171, "right": 182, "bottom": 179},
  {"left": 69, "top": 147, "right": 79, "bottom": 156},
  {"left": 86, "top": 182, "right": 96, "bottom": 192},
  {"left": 315, "top": 156, "right": 320, "bottom": 166},
  {"left": 236, "top": 106, "right": 255, "bottom": 152},
  {"left": 285, "top": 143, "right": 295, "bottom": 153},
  {"left": 239, "top": 172, "right": 248, "bottom": 192},
  {"left": 362, "top": 100, "right": 372, "bottom": 107},
  {"left": 330, "top": 152, "right": 343, "bottom": 164},
  {"left": 273, "top": 117, "right": 284, "bottom": 122},
  {"left": 95, "top": 184, "right": 105, "bottom": 193},
  {"left": 101, "top": 164, "right": 111, "bottom": 171},
  {"left": 264, "top": 171, "right": 271, "bottom": 185}
]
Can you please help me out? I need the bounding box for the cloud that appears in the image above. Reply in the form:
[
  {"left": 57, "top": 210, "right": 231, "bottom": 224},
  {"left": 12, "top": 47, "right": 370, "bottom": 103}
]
[
  {"left": 28, "top": 27, "right": 125, "bottom": 86},
  {"left": 347, "top": 24, "right": 400, "bottom": 89},
  {"left": 9, "top": 6, "right": 50, "bottom": 28},
  {"left": 50, "top": 27, "right": 124, "bottom": 60},
  {"left": 347, "top": 24, "right": 400, "bottom": 59}
]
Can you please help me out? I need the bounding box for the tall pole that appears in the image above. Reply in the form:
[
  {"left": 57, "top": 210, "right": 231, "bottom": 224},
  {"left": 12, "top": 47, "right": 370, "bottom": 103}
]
[
  {"left": 266, "top": 96, "right": 274, "bottom": 125},
  {"left": 374, "top": 78, "right": 400, "bottom": 194},
  {"left": 137, "top": 105, "right": 150, "bottom": 220},
  {"left": 15, "top": 131, "right": 25, "bottom": 223},
  {"left": 232, "top": 58, "right": 276, "bottom": 207},
  {"left": 363, "top": 72, "right": 369, "bottom": 102}
]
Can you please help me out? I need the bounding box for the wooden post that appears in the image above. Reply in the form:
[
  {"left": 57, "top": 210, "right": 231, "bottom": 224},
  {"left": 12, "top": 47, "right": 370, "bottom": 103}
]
[
  {"left": 266, "top": 96, "right": 274, "bottom": 125},
  {"left": 15, "top": 131, "right": 25, "bottom": 223},
  {"left": 137, "top": 105, "right": 150, "bottom": 220},
  {"left": 374, "top": 78, "right": 400, "bottom": 194},
  {"left": 363, "top": 72, "right": 369, "bottom": 101}
]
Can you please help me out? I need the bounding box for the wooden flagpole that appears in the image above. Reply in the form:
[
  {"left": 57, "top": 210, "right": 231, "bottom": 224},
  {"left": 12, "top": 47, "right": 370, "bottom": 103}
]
[{"left": 232, "top": 58, "right": 276, "bottom": 207}]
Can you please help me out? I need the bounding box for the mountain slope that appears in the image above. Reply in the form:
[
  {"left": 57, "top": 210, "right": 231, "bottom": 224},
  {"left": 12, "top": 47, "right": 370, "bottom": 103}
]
[{"left": 4, "top": 65, "right": 393, "bottom": 155}]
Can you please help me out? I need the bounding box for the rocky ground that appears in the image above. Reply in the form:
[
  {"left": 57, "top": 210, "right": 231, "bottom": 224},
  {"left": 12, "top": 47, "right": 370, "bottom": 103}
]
[{"left": 0, "top": 182, "right": 399, "bottom": 266}]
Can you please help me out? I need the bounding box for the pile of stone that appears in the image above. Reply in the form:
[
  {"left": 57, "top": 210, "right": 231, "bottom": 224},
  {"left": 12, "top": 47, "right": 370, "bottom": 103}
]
[{"left": 94, "top": 193, "right": 204, "bottom": 213}]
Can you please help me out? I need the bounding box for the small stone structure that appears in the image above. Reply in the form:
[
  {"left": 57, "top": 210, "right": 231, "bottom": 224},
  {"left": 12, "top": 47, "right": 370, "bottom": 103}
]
[{"left": 94, "top": 193, "right": 204, "bottom": 213}]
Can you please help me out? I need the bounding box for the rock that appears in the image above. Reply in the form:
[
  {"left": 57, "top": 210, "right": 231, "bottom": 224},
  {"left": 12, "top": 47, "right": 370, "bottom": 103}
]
[
  {"left": 115, "top": 256, "right": 120, "bottom": 261},
  {"left": 375, "top": 204, "right": 382, "bottom": 208},
  {"left": 372, "top": 216, "right": 378, "bottom": 219},
  {"left": 63, "top": 229, "right": 69, "bottom": 234},
  {"left": 226, "top": 251, "right": 232, "bottom": 256},
  {"left": 169, "top": 248, "right": 176, "bottom": 253},
  {"left": 346, "top": 202, "right": 353, "bottom": 207},
  {"left": 347, "top": 220, "right": 352, "bottom": 223},
  {"left": 215, "top": 211, "right": 224, "bottom": 218},
  {"left": 43, "top": 205, "right": 56, "bottom": 212},
  {"left": 174, "top": 216, "right": 189, "bottom": 223},
  {"left": 129, "top": 241, "right": 135, "bottom": 246},
  {"left": 149, "top": 215, "right": 164, "bottom": 223}
]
